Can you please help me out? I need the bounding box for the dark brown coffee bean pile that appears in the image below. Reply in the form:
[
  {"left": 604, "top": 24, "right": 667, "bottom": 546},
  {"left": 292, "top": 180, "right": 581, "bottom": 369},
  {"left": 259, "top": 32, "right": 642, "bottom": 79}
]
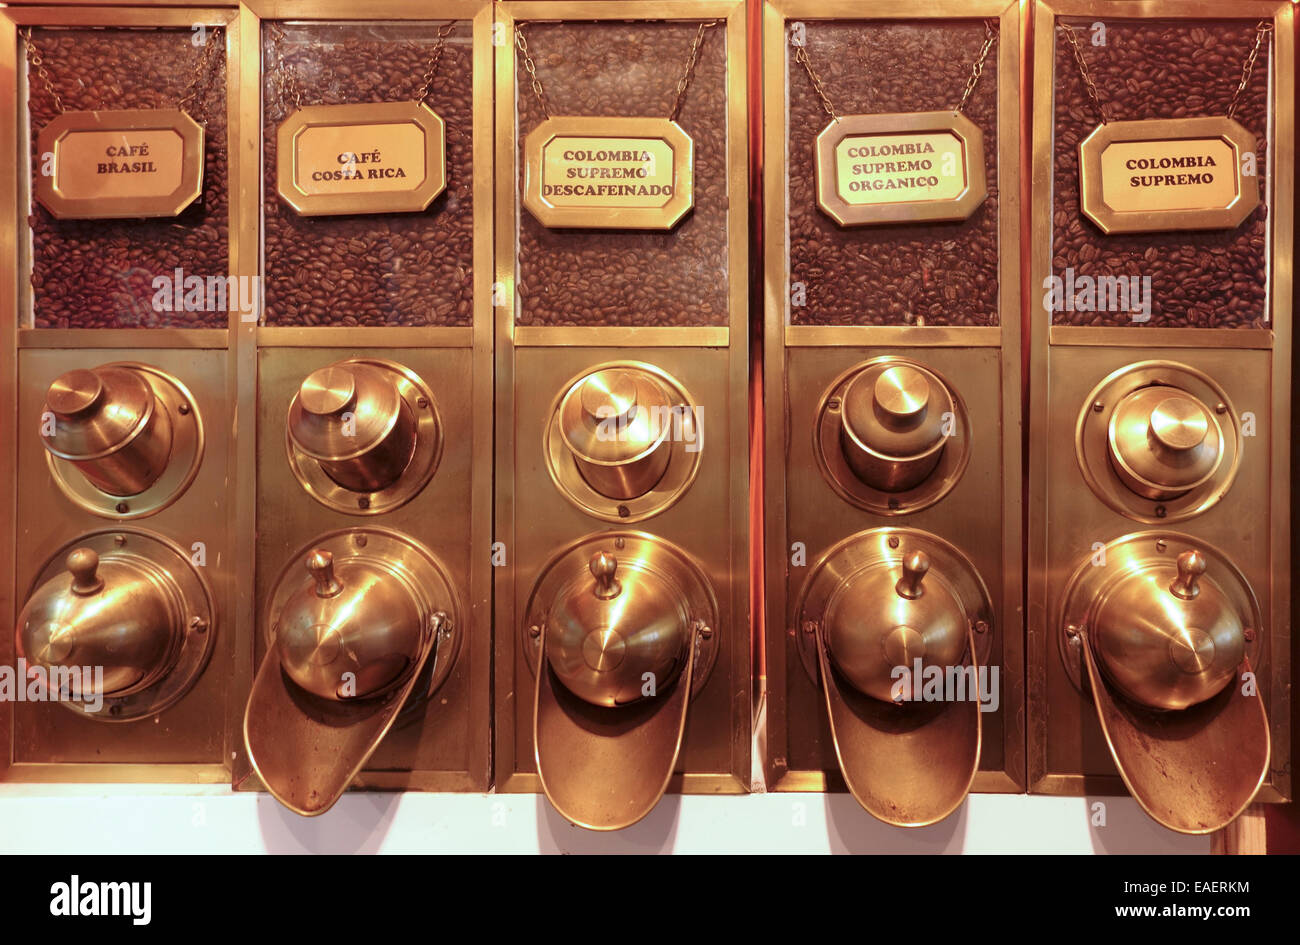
[
  {"left": 788, "top": 21, "right": 1000, "bottom": 327},
  {"left": 28, "top": 28, "right": 229, "bottom": 329},
  {"left": 1053, "top": 19, "right": 1268, "bottom": 329},
  {"left": 263, "top": 24, "right": 474, "bottom": 327},
  {"left": 515, "top": 22, "right": 728, "bottom": 328}
]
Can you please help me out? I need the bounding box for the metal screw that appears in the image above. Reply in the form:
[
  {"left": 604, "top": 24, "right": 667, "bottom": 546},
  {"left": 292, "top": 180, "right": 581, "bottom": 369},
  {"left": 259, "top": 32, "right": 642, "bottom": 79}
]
[
  {"left": 1093, "top": 401, "right": 1105, "bottom": 413},
  {"left": 614, "top": 536, "right": 625, "bottom": 549},
  {"left": 1215, "top": 403, "right": 1228, "bottom": 415},
  {"left": 888, "top": 498, "right": 900, "bottom": 511},
  {"left": 802, "top": 620, "right": 817, "bottom": 635},
  {"left": 190, "top": 616, "right": 208, "bottom": 634},
  {"left": 178, "top": 402, "right": 190, "bottom": 416},
  {"left": 528, "top": 624, "right": 541, "bottom": 639},
  {"left": 354, "top": 534, "right": 368, "bottom": 547},
  {"left": 1244, "top": 628, "right": 1257, "bottom": 643},
  {"left": 1155, "top": 538, "right": 1168, "bottom": 552},
  {"left": 358, "top": 496, "right": 370, "bottom": 510},
  {"left": 114, "top": 534, "right": 127, "bottom": 547},
  {"left": 887, "top": 535, "right": 900, "bottom": 549},
  {"left": 1155, "top": 505, "right": 1167, "bottom": 518},
  {"left": 617, "top": 504, "right": 630, "bottom": 518},
  {"left": 975, "top": 620, "right": 989, "bottom": 635},
  {"left": 827, "top": 398, "right": 841, "bottom": 411},
  {"left": 417, "top": 397, "right": 429, "bottom": 409},
  {"left": 1065, "top": 624, "right": 1079, "bottom": 640},
  {"left": 697, "top": 622, "right": 713, "bottom": 640},
  {"left": 115, "top": 502, "right": 129, "bottom": 514}
]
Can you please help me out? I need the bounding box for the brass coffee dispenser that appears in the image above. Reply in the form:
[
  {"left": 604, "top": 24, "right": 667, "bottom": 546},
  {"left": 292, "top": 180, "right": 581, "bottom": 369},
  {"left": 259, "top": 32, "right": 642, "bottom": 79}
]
[
  {"left": 761, "top": 5, "right": 1024, "bottom": 821},
  {"left": 1027, "top": 3, "right": 1291, "bottom": 834},
  {"left": 494, "top": 4, "right": 752, "bottom": 829}
]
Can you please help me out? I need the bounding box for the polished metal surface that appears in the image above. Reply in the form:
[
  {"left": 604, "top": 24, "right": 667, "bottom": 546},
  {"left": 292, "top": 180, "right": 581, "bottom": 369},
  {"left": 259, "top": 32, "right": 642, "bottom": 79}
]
[
  {"left": 246, "top": 526, "right": 460, "bottom": 816},
  {"left": 814, "top": 356, "right": 972, "bottom": 515},
  {"left": 798, "top": 527, "right": 993, "bottom": 825},
  {"left": 1107, "top": 385, "right": 1222, "bottom": 501}
]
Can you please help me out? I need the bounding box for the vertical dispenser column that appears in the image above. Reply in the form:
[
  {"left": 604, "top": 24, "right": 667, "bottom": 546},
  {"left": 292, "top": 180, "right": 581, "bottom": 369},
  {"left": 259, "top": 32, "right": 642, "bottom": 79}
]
[
  {"left": 1027, "top": 2, "right": 1293, "bottom": 834},
  {"left": 494, "top": 1, "right": 751, "bottom": 831},
  {"left": 762, "top": 1, "right": 1024, "bottom": 825},
  {"left": 1, "top": 5, "right": 241, "bottom": 782},
  {"left": 237, "top": 3, "right": 494, "bottom": 815}
]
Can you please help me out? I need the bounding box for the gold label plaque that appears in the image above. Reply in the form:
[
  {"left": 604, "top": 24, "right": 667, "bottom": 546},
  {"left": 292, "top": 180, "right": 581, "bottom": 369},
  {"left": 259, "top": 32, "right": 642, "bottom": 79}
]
[
  {"left": 522, "top": 117, "right": 694, "bottom": 230},
  {"left": 277, "top": 102, "right": 446, "bottom": 216},
  {"left": 34, "top": 109, "right": 204, "bottom": 220},
  {"left": 815, "top": 111, "right": 986, "bottom": 226},
  {"left": 1079, "top": 117, "right": 1260, "bottom": 234}
]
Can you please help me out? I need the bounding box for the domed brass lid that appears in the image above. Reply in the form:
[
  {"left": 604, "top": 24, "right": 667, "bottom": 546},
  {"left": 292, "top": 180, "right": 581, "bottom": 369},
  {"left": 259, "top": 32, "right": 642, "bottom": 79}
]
[
  {"left": 823, "top": 551, "right": 969, "bottom": 703},
  {"left": 1091, "top": 550, "right": 1245, "bottom": 711},
  {"left": 544, "top": 551, "right": 690, "bottom": 707},
  {"left": 42, "top": 366, "right": 157, "bottom": 462},
  {"left": 558, "top": 368, "right": 672, "bottom": 467},
  {"left": 274, "top": 549, "right": 424, "bottom": 701},
  {"left": 1108, "top": 386, "right": 1223, "bottom": 496},
  {"left": 287, "top": 362, "right": 405, "bottom": 463},
  {"left": 842, "top": 363, "right": 952, "bottom": 461},
  {"left": 18, "top": 547, "right": 180, "bottom": 696}
]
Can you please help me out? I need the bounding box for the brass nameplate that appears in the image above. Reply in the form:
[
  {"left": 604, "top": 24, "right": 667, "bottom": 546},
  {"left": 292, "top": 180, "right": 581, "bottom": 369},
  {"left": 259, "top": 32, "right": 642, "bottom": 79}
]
[
  {"left": 1079, "top": 117, "right": 1260, "bottom": 234},
  {"left": 277, "top": 102, "right": 446, "bottom": 216},
  {"left": 34, "top": 108, "right": 204, "bottom": 220},
  {"left": 815, "top": 111, "right": 987, "bottom": 226},
  {"left": 522, "top": 116, "right": 694, "bottom": 230}
]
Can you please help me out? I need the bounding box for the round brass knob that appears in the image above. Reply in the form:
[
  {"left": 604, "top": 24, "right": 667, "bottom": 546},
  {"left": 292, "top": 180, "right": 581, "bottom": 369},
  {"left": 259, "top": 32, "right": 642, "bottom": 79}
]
[
  {"left": 1089, "top": 546, "right": 1245, "bottom": 711},
  {"left": 287, "top": 361, "right": 419, "bottom": 494},
  {"left": 275, "top": 547, "right": 425, "bottom": 701},
  {"left": 1107, "top": 386, "right": 1223, "bottom": 501},
  {"left": 17, "top": 545, "right": 183, "bottom": 697},
  {"left": 558, "top": 368, "right": 674, "bottom": 500},
  {"left": 823, "top": 547, "right": 968, "bottom": 703},
  {"left": 590, "top": 552, "right": 622, "bottom": 600},
  {"left": 41, "top": 365, "right": 174, "bottom": 497},
  {"left": 840, "top": 361, "right": 954, "bottom": 493}
]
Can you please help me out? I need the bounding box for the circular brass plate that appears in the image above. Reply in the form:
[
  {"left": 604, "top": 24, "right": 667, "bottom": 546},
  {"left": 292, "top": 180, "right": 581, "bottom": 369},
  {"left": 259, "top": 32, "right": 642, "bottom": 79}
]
[
  {"left": 286, "top": 359, "right": 441, "bottom": 515},
  {"left": 522, "top": 530, "right": 719, "bottom": 700},
  {"left": 1057, "top": 530, "right": 1263, "bottom": 695},
  {"left": 794, "top": 527, "right": 994, "bottom": 687},
  {"left": 544, "top": 361, "right": 702, "bottom": 524},
  {"left": 1075, "top": 361, "right": 1241, "bottom": 523},
  {"left": 25, "top": 529, "right": 216, "bottom": 722},
  {"left": 813, "top": 358, "right": 972, "bottom": 515},
  {"left": 265, "top": 527, "right": 462, "bottom": 711},
  {"left": 46, "top": 364, "right": 204, "bottom": 520}
]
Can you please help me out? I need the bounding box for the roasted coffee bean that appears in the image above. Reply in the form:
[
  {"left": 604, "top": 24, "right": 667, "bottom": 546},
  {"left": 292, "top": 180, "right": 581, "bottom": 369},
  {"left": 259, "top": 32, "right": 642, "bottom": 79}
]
[
  {"left": 28, "top": 29, "right": 229, "bottom": 329},
  {"left": 515, "top": 22, "right": 729, "bottom": 328},
  {"left": 1052, "top": 18, "right": 1268, "bottom": 329},
  {"left": 263, "top": 23, "right": 474, "bottom": 327},
  {"left": 788, "top": 22, "right": 1000, "bottom": 327}
]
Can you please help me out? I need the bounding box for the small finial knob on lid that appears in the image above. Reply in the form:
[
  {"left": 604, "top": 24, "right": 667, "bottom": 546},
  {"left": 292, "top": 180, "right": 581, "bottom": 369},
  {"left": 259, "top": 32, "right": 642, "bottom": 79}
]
[
  {"left": 1169, "top": 549, "right": 1207, "bottom": 601},
  {"left": 307, "top": 549, "right": 343, "bottom": 598},
  {"left": 298, "top": 365, "right": 358, "bottom": 417},
  {"left": 1149, "top": 395, "right": 1210, "bottom": 453},
  {"left": 873, "top": 365, "right": 931, "bottom": 424},
  {"left": 589, "top": 552, "right": 622, "bottom": 600},
  {"left": 67, "top": 548, "right": 104, "bottom": 597},
  {"left": 895, "top": 550, "right": 930, "bottom": 600}
]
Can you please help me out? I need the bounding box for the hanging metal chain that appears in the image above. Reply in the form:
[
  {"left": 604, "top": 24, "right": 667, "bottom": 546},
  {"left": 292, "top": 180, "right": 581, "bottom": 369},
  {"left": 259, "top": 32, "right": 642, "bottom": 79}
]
[
  {"left": 411, "top": 20, "right": 459, "bottom": 105},
  {"left": 793, "top": 43, "right": 838, "bottom": 122},
  {"left": 21, "top": 28, "right": 67, "bottom": 114},
  {"left": 178, "top": 27, "right": 225, "bottom": 123},
  {"left": 668, "top": 20, "right": 720, "bottom": 121},
  {"left": 515, "top": 20, "right": 719, "bottom": 122},
  {"left": 270, "top": 25, "right": 304, "bottom": 112},
  {"left": 514, "top": 25, "right": 553, "bottom": 120},
  {"left": 1059, "top": 22, "right": 1109, "bottom": 124},
  {"left": 1226, "top": 21, "right": 1272, "bottom": 120},
  {"left": 955, "top": 20, "right": 1000, "bottom": 114}
]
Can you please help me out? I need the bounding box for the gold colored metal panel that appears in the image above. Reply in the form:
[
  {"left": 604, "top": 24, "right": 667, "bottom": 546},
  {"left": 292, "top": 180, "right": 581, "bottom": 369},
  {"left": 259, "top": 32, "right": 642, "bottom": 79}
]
[
  {"left": 762, "top": 1, "right": 1024, "bottom": 805},
  {"left": 1027, "top": 1, "right": 1292, "bottom": 813}
]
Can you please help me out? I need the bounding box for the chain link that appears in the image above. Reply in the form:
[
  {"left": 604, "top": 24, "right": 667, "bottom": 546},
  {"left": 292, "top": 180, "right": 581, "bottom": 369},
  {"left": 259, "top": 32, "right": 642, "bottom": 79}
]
[
  {"left": 669, "top": 21, "right": 720, "bottom": 122},
  {"left": 514, "top": 26, "right": 553, "bottom": 120},
  {"left": 956, "top": 20, "right": 999, "bottom": 114},
  {"left": 1227, "top": 21, "right": 1272, "bottom": 121},
  {"left": 793, "top": 43, "right": 837, "bottom": 122},
  {"left": 515, "top": 20, "right": 719, "bottom": 122},
  {"left": 20, "top": 28, "right": 66, "bottom": 114},
  {"left": 1059, "top": 22, "right": 1109, "bottom": 124},
  {"left": 411, "top": 21, "right": 459, "bottom": 105},
  {"left": 178, "top": 27, "right": 225, "bottom": 123}
]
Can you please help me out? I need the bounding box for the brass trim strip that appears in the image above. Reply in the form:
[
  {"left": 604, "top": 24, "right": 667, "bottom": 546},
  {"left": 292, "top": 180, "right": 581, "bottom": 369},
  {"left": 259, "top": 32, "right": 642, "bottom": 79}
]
[
  {"left": 785, "top": 325, "right": 1002, "bottom": 348},
  {"left": 0, "top": 12, "right": 16, "bottom": 775},
  {"left": 1049, "top": 326, "right": 1275, "bottom": 349},
  {"left": 513, "top": 326, "right": 728, "bottom": 347},
  {"left": 257, "top": 326, "right": 475, "bottom": 348},
  {"left": 18, "top": 328, "right": 230, "bottom": 349}
]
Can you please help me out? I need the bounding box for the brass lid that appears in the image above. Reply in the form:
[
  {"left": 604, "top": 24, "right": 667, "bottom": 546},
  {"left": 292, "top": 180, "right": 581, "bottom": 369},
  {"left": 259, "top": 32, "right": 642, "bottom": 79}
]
[
  {"left": 544, "top": 551, "right": 691, "bottom": 707},
  {"left": 842, "top": 363, "right": 952, "bottom": 461},
  {"left": 1091, "top": 550, "right": 1245, "bottom": 711},
  {"left": 558, "top": 368, "right": 672, "bottom": 467},
  {"left": 287, "top": 362, "right": 405, "bottom": 463},
  {"left": 823, "top": 550, "right": 968, "bottom": 703},
  {"left": 1108, "top": 386, "right": 1223, "bottom": 496},
  {"left": 18, "top": 547, "right": 180, "bottom": 696},
  {"left": 42, "top": 366, "right": 157, "bottom": 462},
  {"left": 275, "top": 549, "right": 424, "bottom": 701}
]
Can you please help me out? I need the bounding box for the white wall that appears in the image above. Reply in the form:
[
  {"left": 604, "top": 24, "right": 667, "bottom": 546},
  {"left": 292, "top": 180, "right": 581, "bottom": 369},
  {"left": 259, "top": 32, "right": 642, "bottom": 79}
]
[{"left": 0, "top": 786, "right": 1208, "bottom": 854}]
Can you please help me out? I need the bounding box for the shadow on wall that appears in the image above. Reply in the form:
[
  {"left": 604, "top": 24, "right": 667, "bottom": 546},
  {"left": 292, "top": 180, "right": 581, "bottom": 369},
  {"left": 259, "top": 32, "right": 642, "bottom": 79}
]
[{"left": 256, "top": 792, "right": 401, "bottom": 854}]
